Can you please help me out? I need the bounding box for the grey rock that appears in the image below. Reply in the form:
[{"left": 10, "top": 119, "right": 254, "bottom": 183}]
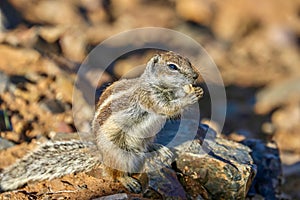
[
  {"left": 242, "top": 139, "right": 282, "bottom": 199},
  {"left": 0, "top": 71, "right": 9, "bottom": 93},
  {"left": 156, "top": 120, "right": 216, "bottom": 148},
  {"left": 92, "top": 193, "right": 128, "bottom": 200},
  {"left": 39, "top": 99, "right": 68, "bottom": 114},
  {"left": 143, "top": 167, "right": 187, "bottom": 200},
  {"left": 0, "top": 137, "right": 14, "bottom": 150}
]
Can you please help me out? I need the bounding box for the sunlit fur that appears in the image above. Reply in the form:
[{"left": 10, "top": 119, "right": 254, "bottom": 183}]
[{"left": 92, "top": 51, "right": 203, "bottom": 192}]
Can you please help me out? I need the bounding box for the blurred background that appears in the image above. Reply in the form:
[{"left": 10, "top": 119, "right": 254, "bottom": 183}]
[{"left": 0, "top": 0, "right": 300, "bottom": 198}]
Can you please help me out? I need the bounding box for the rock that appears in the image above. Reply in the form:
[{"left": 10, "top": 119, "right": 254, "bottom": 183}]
[
  {"left": 54, "top": 74, "right": 74, "bottom": 103},
  {"left": 0, "top": 26, "right": 38, "bottom": 47},
  {"left": 282, "top": 162, "right": 300, "bottom": 199},
  {"left": 272, "top": 104, "right": 300, "bottom": 132},
  {"left": 52, "top": 122, "right": 73, "bottom": 134},
  {"left": 241, "top": 139, "right": 282, "bottom": 199},
  {"left": 175, "top": 0, "right": 213, "bottom": 25},
  {"left": 255, "top": 76, "right": 300, "bottom": 115},
  {"left": 0, "top": 0, "right": 22, "bottom": 30},
  {"left": 72, "top": 86, "right": 94, "bottom": 134},
  {"left": 143, "top": 167, "right": 187, "bottom": 200},
  {"left": 0, "top": 71, "right": 9, "bottom": 93},
  {"left": 0, "top": 110, "right": 12, "bottom": 132},
  {"left": 211, "top": 0, "right": 299, "bottom": 41},
  {"left": 48, "top": 132, "right": 80, "bottom": 141},
  {"left": 16, "top": 0, "right": 84, "bottom": 25},
  {"left": 175, "top": 137, "right": 256, "bottom": 199},
  {"left": 92, "top": 193, "right": 128, "bottom": 200},
  {"left": 0, "top": 45, "right": 40, "bottom": 75},
  {"left": 0, "top": 138, "right": 14, "bottom": 150},
  {"left": 156, "top": 120, "right": 216, "bottom": 150},
  {"left": 39, "top": 99, "right": 67, "bottom": 114},
  {"left": 0, "top": 9, "right": 4, "bottom": 31},
  {"left": 113, "top": 55, "right": 148, "bottom": 79},
  {"left": 59, "top": 28, "right": 87, "bottom": 62},
  {"left": 39, "top": 26, "right": 67, "bottom": 43},
  {"left": 280, "top": 151, "right": 300, "bottom": 166},
  {"left": 271, "top": 103, "right": 300, "bottom": 153}
]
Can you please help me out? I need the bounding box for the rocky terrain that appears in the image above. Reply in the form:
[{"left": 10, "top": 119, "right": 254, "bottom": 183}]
[{"left": 0, "top": 0, "right": 299, "bottom": 199}]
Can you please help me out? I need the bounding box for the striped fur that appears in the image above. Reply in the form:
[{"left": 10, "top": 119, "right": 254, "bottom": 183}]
[
  {"left": 92, "top": 51, "right": 203, "bottom": 192},
  {"left": 0, "top": 141, "right": 98, "bottom": 191}
]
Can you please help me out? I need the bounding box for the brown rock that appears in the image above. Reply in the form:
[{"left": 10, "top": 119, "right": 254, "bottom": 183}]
[
  {"left": 272, "top": 104, "right": 300, "bottom": 132},
  {"left": 60, "top": 28, "right": 87, "bottom": 62},
  {"left": 39, "top": 26, "right": 67, "bottom": 43},
  {"left": 13, "top": 0, "right": 84, "bottom": 25},
  {"left": 255, "top": 76, "right": 300, "bottom": 114},
  {"left": 0, "top": 45, "right": 40, "bottom": 75},
  {"left": 176, "top": 138, "right": 256, "bottom": 199},
  {"left": 0, "top": 27, "right": 38, "bottom": 47},
  {"left": 175, "top": 0, "right": 213, "bottom": 25},
  {"left": 142, "top": 168, "right": 187, "bottom": 199},
  {"left": 54, "top": 74, "right": 74, "bottom": 103},
  {"left": 211, "top": 0, "right": 300, "bottom": 41},
  {"left": 113, "top": 55, "right": 149, "bottom": 79},
  {"left": 53, "top": 121, "right": 73, "bottom": 133}
]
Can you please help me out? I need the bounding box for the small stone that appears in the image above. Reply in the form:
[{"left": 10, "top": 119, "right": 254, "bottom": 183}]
[
  {"left": 0, "top": 137, "right": 14, "bottom": 150},
  {"left": 92, "top": 193, "right": 128, "bottom": 200},
  {"left": 39, "top": 26, "right": 66, "bottom": 43},
  {"left": 53, "top": 121, "right": 73, "bottom": 133},
  {"left": 0, "top": 71, "right": 9, "bottom": 93},
  {"left": 39, "top": 99, "right": 66, "bottom": 114},
  {"left": 261, "top": 122, "right": 276, "bottom": 135},
  {"left": 143, "top": 167, "right": 187, "bottom": 199},
  {"left": 0, "top": 110, "right": 12, "bottom": 131},
  {"left": 0, "top": 9, "right": 4, "bottom": 31}
]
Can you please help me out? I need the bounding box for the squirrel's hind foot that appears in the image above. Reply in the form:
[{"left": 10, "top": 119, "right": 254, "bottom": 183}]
[{"left": 118, "top": 176, "right": 142, "bottom": 193}]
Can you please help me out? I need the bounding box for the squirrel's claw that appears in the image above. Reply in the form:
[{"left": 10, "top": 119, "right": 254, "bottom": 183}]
[{"left": 118, "top": 176, "right": 142, "bottom": 193}]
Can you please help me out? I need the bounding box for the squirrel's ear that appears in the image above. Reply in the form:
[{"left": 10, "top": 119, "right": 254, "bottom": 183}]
[
  {"left": 147, "top": 54, "right": 160, "bottom": 72},
  {"left": 151, "top": 54, "right": 160, "bottom": 64}
]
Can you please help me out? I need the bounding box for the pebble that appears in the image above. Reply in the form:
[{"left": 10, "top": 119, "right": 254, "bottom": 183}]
[
  {"left": 39, "top": 99, "right": 66, "bottom": 114},
  {"left": 0, "top": 137, "right": 14, "bottom": 150},
  {"left": 92, "top": 193, "right": 128, "bottom": 200},
  {"left": 0, "top": 71, "right": 9, "bottom": 93},
  {"left": 0, "top": 110, "right": 12, "bottom": 131}
]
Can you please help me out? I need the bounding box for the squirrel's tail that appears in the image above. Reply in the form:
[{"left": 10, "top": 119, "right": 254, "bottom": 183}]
[{"left": 0, "top": 140, "right": 99, "bottom": 192}]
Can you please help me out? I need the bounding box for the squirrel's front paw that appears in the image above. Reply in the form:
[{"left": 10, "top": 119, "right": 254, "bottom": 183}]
[
  {"left": 194, "top": 86, "right": 204, "bottom": 98},
  {"left": 184, "top": 86, "right": 204, "bottom": 105}
]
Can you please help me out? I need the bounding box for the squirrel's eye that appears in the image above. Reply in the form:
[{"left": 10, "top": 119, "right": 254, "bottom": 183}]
[{"left": 168, "top": 63, "right": 178, "bottom": 70}]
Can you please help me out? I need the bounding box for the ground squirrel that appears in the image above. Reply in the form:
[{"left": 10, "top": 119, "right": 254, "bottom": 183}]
[{"left": 0, "top": 51, "right": 203, "bottom": 193}]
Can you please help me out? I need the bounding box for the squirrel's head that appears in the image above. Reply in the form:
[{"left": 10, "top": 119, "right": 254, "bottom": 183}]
[{"left": 145, "top": 51, "right": 199, "bottom": 87}]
